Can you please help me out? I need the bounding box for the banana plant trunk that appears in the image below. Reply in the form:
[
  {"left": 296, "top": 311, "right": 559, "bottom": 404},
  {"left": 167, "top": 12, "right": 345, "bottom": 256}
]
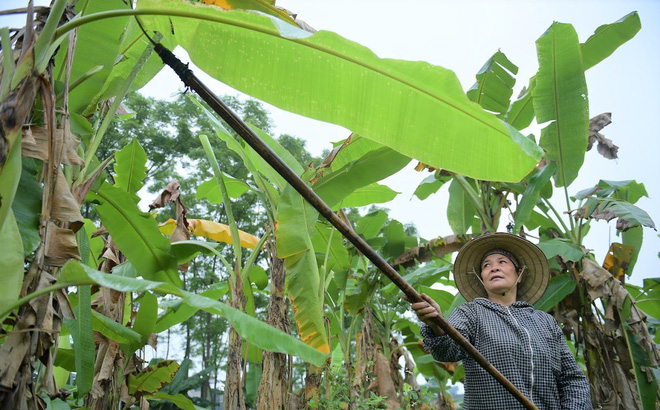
[
  {"left": 224, "top": 273, "right": 247, "bottom": 410},
  {"left": 356, "top": 306, "right": 401, "bottom": 409},
  {"left": 257, "top": 253, "right": 290, "bottom": 409},
  {"left": 304, "top": 363, "right": 323, "bottom": 407},
  {"left": 554, "top": 259, "right": 660, "bottom": 409}
]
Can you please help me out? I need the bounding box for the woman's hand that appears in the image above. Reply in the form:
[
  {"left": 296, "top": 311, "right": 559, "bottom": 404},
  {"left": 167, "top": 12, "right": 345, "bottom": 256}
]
[{"left": 405, "top": 293, "right": 446, "bottom": 336}]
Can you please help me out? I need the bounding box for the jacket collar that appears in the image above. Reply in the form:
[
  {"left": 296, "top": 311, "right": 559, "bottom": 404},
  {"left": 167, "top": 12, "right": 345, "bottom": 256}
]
[{"left": 473, "top": 298, "right": 533, "bottom": 312}]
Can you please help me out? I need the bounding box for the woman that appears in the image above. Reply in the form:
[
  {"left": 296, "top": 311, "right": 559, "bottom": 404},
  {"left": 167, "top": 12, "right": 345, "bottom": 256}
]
[{"left": 410, "top": 232, "right": 591, "bottom": 409}]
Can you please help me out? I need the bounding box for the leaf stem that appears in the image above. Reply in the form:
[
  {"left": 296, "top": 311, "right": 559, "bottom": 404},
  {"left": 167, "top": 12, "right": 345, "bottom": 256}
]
[
  {"left": 542, "top": 198, "right": 575, "bottom": 242},
  {"left": 0, "top": 280, "right": 94, "bottom": 321},
  {"left": 199, "top": 134, "right": 242, "bottom": 276},
  {"left": 563, "top": 185, "right": 576, "bottom": 233},
  {"left": 455, "top": 175, "right": 493, "bottom": 231}
]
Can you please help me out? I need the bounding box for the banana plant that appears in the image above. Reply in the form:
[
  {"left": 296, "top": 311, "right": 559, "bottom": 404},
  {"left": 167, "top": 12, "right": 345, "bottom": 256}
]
[{"left": 411, "top": 11, "right": 659, "bottom": 408}]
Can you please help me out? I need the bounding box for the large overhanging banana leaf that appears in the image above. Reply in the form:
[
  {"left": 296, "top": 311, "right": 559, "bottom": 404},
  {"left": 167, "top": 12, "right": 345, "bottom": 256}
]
[{"left": 135, "top": 0, "right": 542, "bottom": 182}]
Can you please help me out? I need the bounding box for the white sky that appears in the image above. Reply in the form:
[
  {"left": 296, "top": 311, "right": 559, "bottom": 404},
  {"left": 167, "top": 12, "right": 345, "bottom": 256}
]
[{"left": 1, "top": 1, "right": 658, "bottom": 287}]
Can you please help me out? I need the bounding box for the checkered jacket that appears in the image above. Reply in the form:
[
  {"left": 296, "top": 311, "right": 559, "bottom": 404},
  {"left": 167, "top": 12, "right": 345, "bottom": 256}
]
[{"left": 421, "top": 298, "right": 592, "bottom": 409}]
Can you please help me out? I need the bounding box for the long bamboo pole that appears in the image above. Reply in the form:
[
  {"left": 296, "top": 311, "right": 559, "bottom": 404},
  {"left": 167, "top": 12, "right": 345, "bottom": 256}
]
[{"left": 153, "top": 43, "right": 538, "bottom": 410}]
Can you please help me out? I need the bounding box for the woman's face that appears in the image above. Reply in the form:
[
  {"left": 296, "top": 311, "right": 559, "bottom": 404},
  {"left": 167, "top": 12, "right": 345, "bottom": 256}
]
[{"left": 480, "top": 253, "right": 519, "bottom": 296}]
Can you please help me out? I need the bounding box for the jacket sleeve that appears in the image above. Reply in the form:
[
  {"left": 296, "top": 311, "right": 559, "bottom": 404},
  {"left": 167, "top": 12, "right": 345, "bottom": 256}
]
[
  {"left": 420, "top": 304, "right": 475, "bottom": 363},
  {"left": 552, "top": 322, "right": 592, "bottom": 409}
]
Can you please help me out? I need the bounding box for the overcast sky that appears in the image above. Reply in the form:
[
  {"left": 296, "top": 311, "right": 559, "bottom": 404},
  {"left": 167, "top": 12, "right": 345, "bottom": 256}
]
[{"left": 1, "top": 1, "right": 658, "bottom": 287}]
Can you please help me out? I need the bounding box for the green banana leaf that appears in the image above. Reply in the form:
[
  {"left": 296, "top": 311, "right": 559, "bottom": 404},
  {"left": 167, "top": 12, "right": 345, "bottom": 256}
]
[
  {"left": 513, "top": 162, "right": 556, "bottom": 233},
  {"left": 0, "top": 138, "right": 22, "bottom": 232},
  {"left": 355, "top": 209, "right": 388, "bottom": 239},
  {"left": 622, "top": 320, "right": 659, "bottom": 410},
  {"left": 326, "top": 135, "right": 382, "bottom": 171},
  {"left": 11, "top": 158, "right": 41, "bottom": 256},
  {"left": 447, "top": 178, "right": 477, "bottom": 235},
  {"left": 155, "top": 282, "right": 228, "bottom": 333},
  {"left": 58, "top": 261, "right": 328, "bottom": 366},
  {"left": 64, "top": 285, "right": 95, "bottom": 397},
  {"left": 581, "top": 12, "right": 642, "bottom": 71},
  {"left": 504, "top": 12, "right": 640, "bottom": 133},
  {"left": 197, "top": 176, "right": 252, "bottom": 201},
  {"left": 137, "top": 0, "right": 542, "bottom": 182},
  {"left": 0, "top": 211, "right": 23, "bottom": 320},
  {"left": 312, "top": 222, "right": 350, "bottom": 273},
  {"left": 132, "top": 291, "right": 159, "bottom": 348},
  {"left": 413, "top": 172, "right": 452, "bottom": 201},
  {"left": 337, "top": 182, "right": 398, "bottom": 208},
  {"left": 146, "top": 392, "right": 197, "bottom": 410},
  {"left": 636, "top": 278, "right": 660, "bottom": 319},
  {"left": 313, "top": 147, "right": 410, "bottom": 208},
  {"left": 245, "top": 123, "right": 305, "bottom": 185},
  {"left": 53, "top": 1, "right": 131, "bottom": 115},
  {"left": 533, "top": 22, "right": 589, "bottom": 187},
  {"left": 80, "top": 219, "right": 104, "bottom": 268},
  {"left": 599, "top": 199, "right": 655, "bottom": 230},
  {"left": 383, "top": 220, "right": 406, "bottom": 259},
  {"left": 622, "top": 227, "right": 643, "bottom": 275},
  {"left": 505, "top": 77, "right": 536, "bottom": 130},
  {"left": 418, "top": 285, "right": 455, "bottom": 313},
  {"left": 381, "top": 260, "right": 452, "bottom": 299},
  {"left": 128, "top": 360, "right": 180, "bottom": 395},
  {"left": 534, "top": 274, "right": 576, "bottom": 312},
  {"left": 114, "top": 138, "right": 148, "bottom": 198},
  {"left": 190, "top": 96, "right": 279, "bottom": 203},
  {"left": 573, "top": 179, "right": 648, "bottom": 204},
  {"left": 89, "top": 183, "right": 180, "bottom": 286},
  {"left": 275, "top": 185, "right": 328, "bottom": 354},
  {"left": 91, "top": 310, "right": 142, "bottom": 345},
  {"left": 537, "top": 238, "right": 585, "bottom": 262},
  {"left": 467, "top": 50, "right": 518, "bottom": 116}
]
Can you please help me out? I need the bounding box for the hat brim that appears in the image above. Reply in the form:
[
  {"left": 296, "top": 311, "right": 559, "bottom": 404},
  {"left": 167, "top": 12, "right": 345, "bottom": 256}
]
[{"left": 453, "top": 233, "right": 549, "bottom": 304}]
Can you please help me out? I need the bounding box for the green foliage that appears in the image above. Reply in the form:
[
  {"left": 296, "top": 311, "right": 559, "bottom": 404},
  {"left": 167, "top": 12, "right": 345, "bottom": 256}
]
[
  {"left": 88, "top": 183, "right": 180, "bottom": 286},
  {"left": 309, "top": 365, "right": 386, "bottom": 409},
  {"left": 537, "top": 238, "right": 585, "bottom": 262},
  {"left": 11, "top": 157, "right": 41, "bottom": 255},
  {"left": 0, "top": 211, "right": 23, "bottom": 320},
  {"left": 0, "top": 139, "right": 21, "bottom": 232},
  {"left": 534, "top": 274, "right": 577, "bottom": 312},
  {"left": 467, "top": 50, "right": 518, "bottom": 116},
  {"left": 447, "top": 178, "right": 477, "bottom": 235},
  {"left": 505, "top": 77, "right": 536, "bottom": 130},
  {"left": 413, "top": 171, "right": 452, "bottom": 200},
  {"left": 581, "top": 12, "right": 641, "bottom": 70},
  {"left": 91, "top": 310, "right": 142, "bottom": 344},
  {"left": 276, "top": 185, "right": 328, "bottom": 353},
  {"left": 128, "top": 360, "right": 180, "bottom": 395},
  {"left": 636, "top": 279, "right": 660, "bottom": 320},
  {"left": 513, "top": 162, "right": 556, "bottom": 233},
  {"left": 65, "top": 285, "right": 95, "bottom": 398},
  {"left": 113, "top": 138, "right": 148, "bottom": 198},
  {"left": 132, "top": 291, "right": 159, "bottom": 348},
  {"left": 534, "top": 22, "right": 589, "bottom": 188},
  {"left": 138, "top": 0, "right": 542, "bottom": 182},
  {"left": 55, "top": 260, "right": 328, "bottom": 366},
  {"left": 340, "top": 183, "right": 399, "bottom": 208},
  {"left": 0, "top": 3, "right": 653, "bottom": 409},
  {"left": 356, "top": 210, "right": 389, "bottom": 239},
  {"left": 313, "top": 146, "right": 409, "bottom": 209}
]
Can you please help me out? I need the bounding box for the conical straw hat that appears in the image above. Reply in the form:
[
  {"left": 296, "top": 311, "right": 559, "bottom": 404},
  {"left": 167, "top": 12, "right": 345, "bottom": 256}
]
[{"left": 453, "top": 232, "right": 550, "bottom": 304}]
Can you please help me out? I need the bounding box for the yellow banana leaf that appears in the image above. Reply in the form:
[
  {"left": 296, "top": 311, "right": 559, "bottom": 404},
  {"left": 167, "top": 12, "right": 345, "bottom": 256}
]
[{"left": 159, "top": 218, "right": 259, "bottom": 249}]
